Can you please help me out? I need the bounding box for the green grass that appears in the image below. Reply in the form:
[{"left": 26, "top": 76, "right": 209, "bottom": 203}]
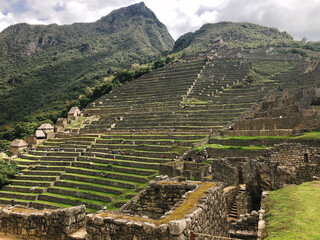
[
  {"left": 193, "top": 143, "right": 267, "bottom": 152},
  {"left": 293, "top": 131, "right": 320, "bottom": 140},
  {"left": 217, "top": 131, "right": 320, "bottom": 141},
  {"left": 216, "top": 135, "right": 290, "bottom": 140},
  {"left": 49, "top": 186, "right": 119, "bottom": 198},
  {"left": 66, "top": 166, "right": 152, "bottom": 179},
  {"left": 264, "top": 181, "right": 320, "bottom": 239}
]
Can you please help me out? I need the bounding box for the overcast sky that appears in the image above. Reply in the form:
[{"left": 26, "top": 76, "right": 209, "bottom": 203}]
[{"left": 0, "top": 0, "right": 320, "bottom": 41}]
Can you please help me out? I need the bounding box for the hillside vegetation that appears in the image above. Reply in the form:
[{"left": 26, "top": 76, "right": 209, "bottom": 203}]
[
  {"left": 173, "top": 22, "right": 320, "bottom": 53},
  {"left": 0, "top": 2, "right": 174, "bottom": 128}
]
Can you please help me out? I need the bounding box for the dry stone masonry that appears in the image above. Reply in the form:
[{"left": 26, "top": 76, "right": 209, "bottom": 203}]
[
  {"left": 0, "top": 205, "right": 86, "bottom": 240},
  {"left": 86, "top": 181, "right": 229, "bottom": 240}
]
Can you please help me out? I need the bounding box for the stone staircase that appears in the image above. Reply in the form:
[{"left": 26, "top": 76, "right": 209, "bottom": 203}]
[{"left": 228, "top": 184, "right": 246, "bottom": 222}]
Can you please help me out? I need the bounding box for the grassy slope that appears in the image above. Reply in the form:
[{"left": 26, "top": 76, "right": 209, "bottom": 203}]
[{"left": 264, "top": 181, "right": 320, "bottom": 239}]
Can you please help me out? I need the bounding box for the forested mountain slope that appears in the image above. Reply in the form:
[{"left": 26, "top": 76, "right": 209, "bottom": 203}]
[{"left": 0, "top": 2, "right": 174, "bottom": 126}]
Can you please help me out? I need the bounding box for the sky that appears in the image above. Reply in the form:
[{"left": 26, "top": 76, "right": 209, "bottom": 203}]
[{"left": 0, "top": 0, "right": 320, "bottom": 41}]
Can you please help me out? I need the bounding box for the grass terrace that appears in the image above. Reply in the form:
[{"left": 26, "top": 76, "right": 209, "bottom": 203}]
[{"left": 264, "top": 181, "right": 320, "bottom": 239}]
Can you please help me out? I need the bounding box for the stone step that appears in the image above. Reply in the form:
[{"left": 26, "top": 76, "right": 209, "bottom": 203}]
[
  {"left": 54, "top": 180, "right": 124, "bottom": 195},
  {"left": 82, "top": 150, "right": 175, "bottom": 161},
  {"left": 47, "top": 187, "right": 112, "bottom": 203},
  {"left": 16, "top": 175, "right": 59, "bottom": 181},
  {"left": 71, "top": 161, "right": 156, "bottom": 176},
  {"left": 21, "top": 170, "right": 62, "bottom": 176},
  {"left": 76, "top": 157, "right": 160, "bottom": 170},
  {"left": 2, "top": 185, "right": 46, "bottom": 193},
  {"left": 37, "top": 194, "right": 105, "bottom": 210},
  {"left": 10, "top": 180, "right": 53, "bottom": 187},
  {"left": 60, "top": 173, "right": 137, "bottom": 189},
  {"left": 0, "top": 191, "right": 38, "bottom": 201},
  {"left": 90, "top": 144, "right": 174, "bottom": 152},
  {"left": 37, "top": 161, "right": 73, "bottom": 166},
  {"left": 81, "top": 152, "right": 170, "bottom": 163},
  {"left": 65, "top": 167, "right": 149, "bottom": 183},
  {"left": 33, "top": 166, "right": 68, "bottom": 171}
]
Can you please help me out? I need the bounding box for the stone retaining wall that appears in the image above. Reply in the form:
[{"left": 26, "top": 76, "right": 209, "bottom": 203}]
[
  {"left": 265, "top": 143, "right": 319, "bottom": 166},
  {"left": 86, "top": 181, "right": 229, "bottom": 240},
  {"left": 207, "top": 148, "right": 264, "bottom": 159},
  {"left": 0, "top": 205, "right": 85, "bottom": 240},
  {"left": 122, "top": 182, "right": 197, "bottom": 219}
]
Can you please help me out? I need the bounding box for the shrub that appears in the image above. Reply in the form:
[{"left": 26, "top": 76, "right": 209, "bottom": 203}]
[{"left": 0, "top": 160, "right": 19, "bottom": 187}]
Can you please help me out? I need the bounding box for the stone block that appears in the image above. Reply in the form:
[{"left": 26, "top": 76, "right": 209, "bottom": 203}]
[{"left": 169, "top": 219, "right": 187, "bottom": 235}]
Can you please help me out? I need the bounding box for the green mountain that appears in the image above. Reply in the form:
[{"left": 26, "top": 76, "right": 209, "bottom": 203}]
[
  {"left": 0, "top": 2, "right": 174, "bottom": 126},
  {"left": 173, "top": 22, "right": 296, "bottom": 53}
]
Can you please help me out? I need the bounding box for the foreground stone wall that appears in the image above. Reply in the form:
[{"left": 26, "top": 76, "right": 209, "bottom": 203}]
[
  {"left": 0, "top": 205, "right": 85, "bottom": 240},
  {"left": 122, "top": 182, "right": 197, "bottom": 219},
  {"left": 86, "top": 181, "right": 229, "bottom": 240}
]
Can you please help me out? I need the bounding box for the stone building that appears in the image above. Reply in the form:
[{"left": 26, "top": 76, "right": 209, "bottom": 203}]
[
  {"left": 35, "top": 129, "right": 46, "bottom": 139},
  {"left": 68, "top": 107, "right": 81, "bottom": 122},
  {"left": 9, "top": 139, "right": 28, "bottom": 155},
  {"left": 38, "top": 123, "right": 54, "bottom": 134}
]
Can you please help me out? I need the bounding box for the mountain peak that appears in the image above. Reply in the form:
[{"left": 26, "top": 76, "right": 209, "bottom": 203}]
[{"left": 98, "top": 2, "right": 162, "bottom": 27}]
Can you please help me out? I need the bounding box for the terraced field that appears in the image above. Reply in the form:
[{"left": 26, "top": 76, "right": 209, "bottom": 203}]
[{"left": 0, "top": 55, "right": 307, "bottom": 212}]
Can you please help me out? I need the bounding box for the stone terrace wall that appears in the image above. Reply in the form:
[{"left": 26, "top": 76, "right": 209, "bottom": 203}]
[
  {"left": 0, "top": 205, "right": 85, "bottom": 240},
  {"left": 86, "top": 182, "right": 229, "bottom": 240},
  {"left": 122, "top": 182, "right": 197, "bottom": 219},
  {"left": 266, "top": 143, "right": 319, "bottom": 166},
  {"left": 207, "top": 148, "right": 264, "bottom": 160}
]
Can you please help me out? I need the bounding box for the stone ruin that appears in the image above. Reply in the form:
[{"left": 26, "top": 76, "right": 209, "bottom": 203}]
[
  {"left": 0, "top": 181, "right": 233, "bottom": 240},
  {"left": 86, "top": 181, "right": 229, "bottom": 240},
  {"left": 0, "top": 205, "right": 86, "bottom": 239}
]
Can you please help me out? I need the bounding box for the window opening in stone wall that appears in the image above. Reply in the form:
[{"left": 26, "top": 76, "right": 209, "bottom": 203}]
[{"left": 304, "top": 153, "right": 309, "bottom": 163}]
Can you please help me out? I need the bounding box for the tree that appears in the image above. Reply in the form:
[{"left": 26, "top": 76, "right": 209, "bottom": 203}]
[{"left": 0, "top": 160, "right": 19, "bottom": 187}]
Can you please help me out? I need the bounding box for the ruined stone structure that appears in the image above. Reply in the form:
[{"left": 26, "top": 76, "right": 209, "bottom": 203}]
[
  {"left": 86, "top": 181, "right": 229, "bottom": 240},
  {"left": 230, "top": 87, "right": 320, "bottom": 136},
  {"left": 0, "top": 205, "right": 86, "bottom": 239}
]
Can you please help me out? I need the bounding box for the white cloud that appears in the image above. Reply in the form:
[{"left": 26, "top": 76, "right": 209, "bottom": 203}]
[{"left": 0, "top": 0, "right": 320, "bottom": 41}]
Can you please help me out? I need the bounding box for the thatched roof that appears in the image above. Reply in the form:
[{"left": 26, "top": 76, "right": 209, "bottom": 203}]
[
  {"left": 38, "top": 123, "right": 54, "bottom": 130},
  {"left": 10, "top": 139, "right": 28, "bottom": 147},
  {"left": 68, "top": 106, "right": 80, "bottom": 115},
  {"left": 35, "top": 130, "right": 46, "bottom": 138}
]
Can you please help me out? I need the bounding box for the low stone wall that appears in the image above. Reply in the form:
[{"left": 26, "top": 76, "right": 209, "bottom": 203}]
[
  {"left": 122, "top": 181, "right": 197, "bottom": 219},
  {"left": 86, "top": 181, "right": 229, "bottom": 240},
  {"left": 225, "top": 129, "right": 294, "bottom": 136},
  {"left": 206, "top": 148, "right": 264, "bottom": 160},
  {"left": 0, "top": 205, "right": 86, "bottom": 240}
]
